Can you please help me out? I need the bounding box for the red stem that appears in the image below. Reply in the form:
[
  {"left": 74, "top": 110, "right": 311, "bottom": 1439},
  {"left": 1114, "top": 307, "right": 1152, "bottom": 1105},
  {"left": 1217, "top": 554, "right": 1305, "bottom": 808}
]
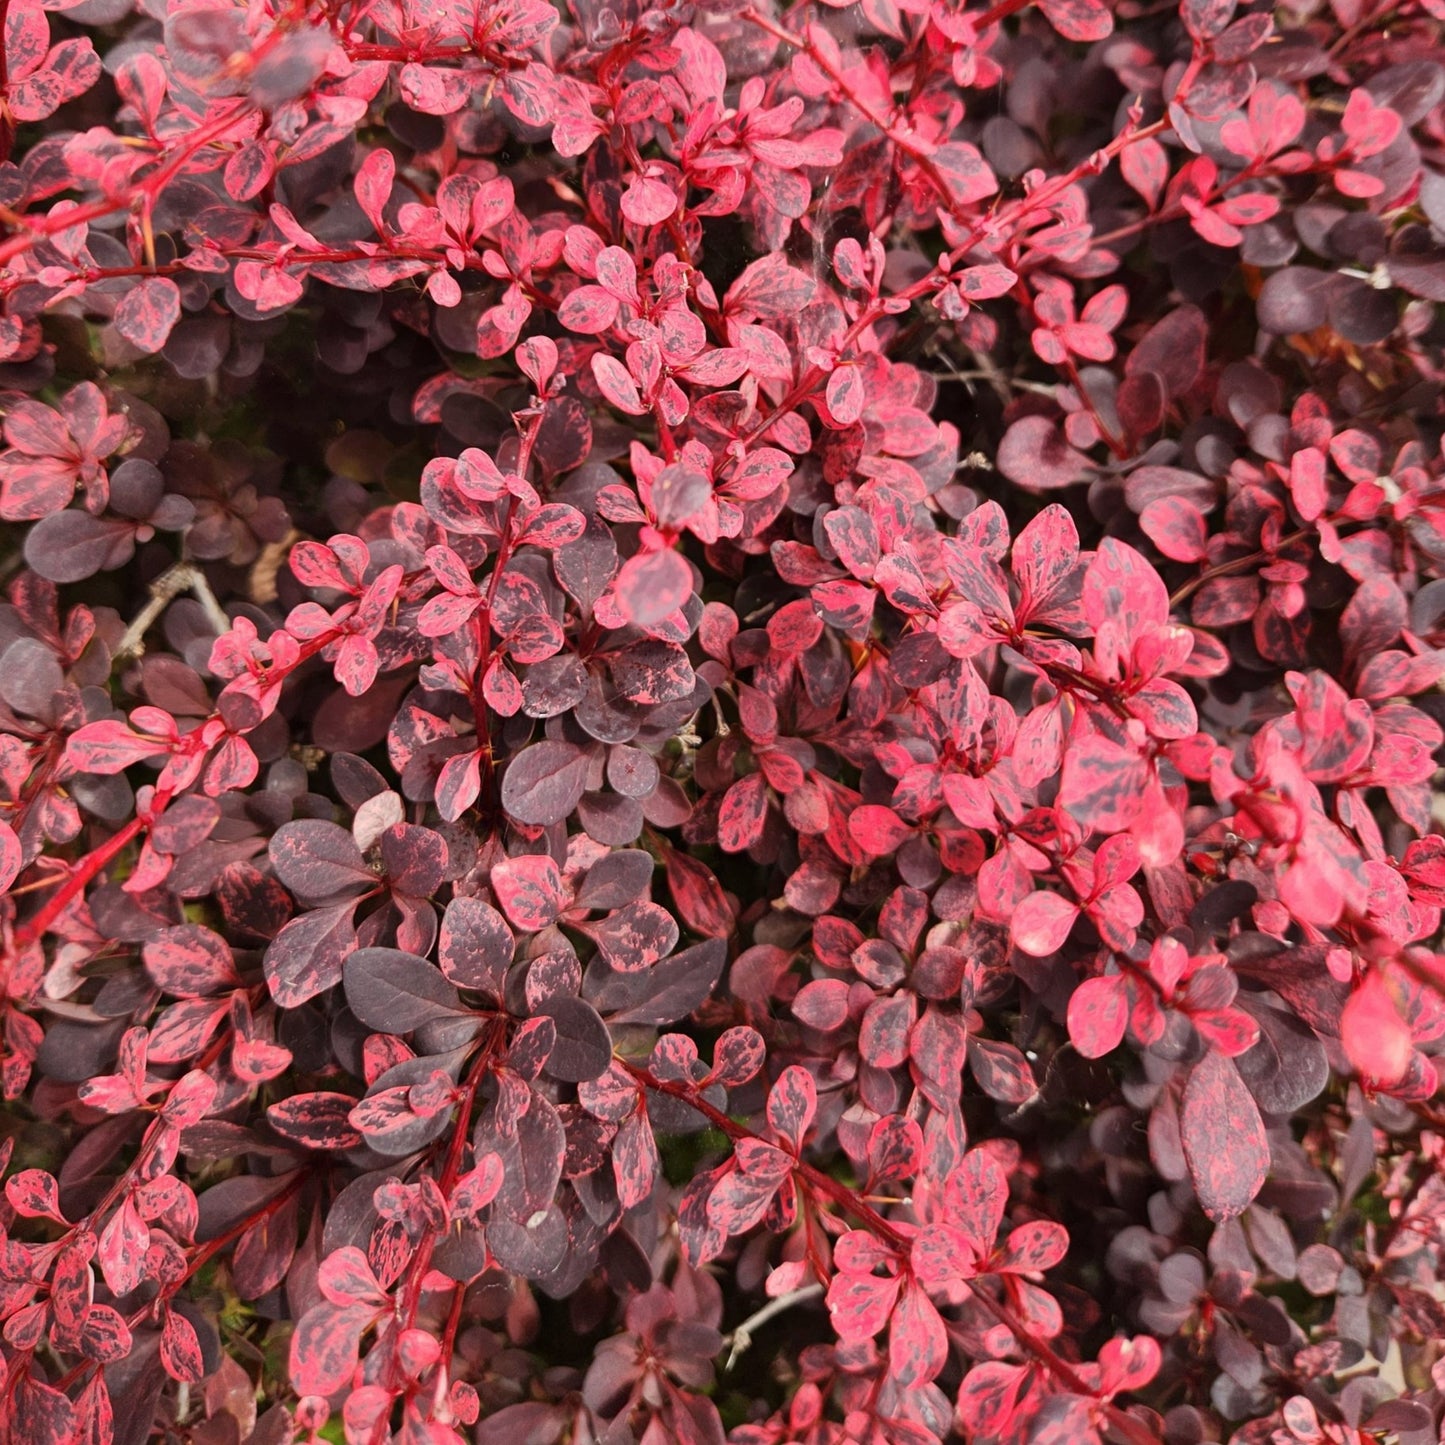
[{"left": 620, "top": 1059, "right": 1098, "bottom": 1399}]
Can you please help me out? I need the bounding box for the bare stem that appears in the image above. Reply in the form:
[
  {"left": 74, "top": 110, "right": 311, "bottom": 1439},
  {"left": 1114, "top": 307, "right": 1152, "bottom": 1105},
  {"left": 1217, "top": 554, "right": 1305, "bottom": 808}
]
[
  {"left": 115, "top": 563, "right": 228, "bottom": 660},
  {"left": 723, "top": 1284, "right": 825, "bottom": 1372}
]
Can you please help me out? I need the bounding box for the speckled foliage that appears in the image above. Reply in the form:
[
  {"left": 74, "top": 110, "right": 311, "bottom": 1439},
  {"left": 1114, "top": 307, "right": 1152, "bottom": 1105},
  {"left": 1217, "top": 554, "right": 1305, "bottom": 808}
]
[{"left": 1, "top": 0, "right": 1445, "bottom": 1443}]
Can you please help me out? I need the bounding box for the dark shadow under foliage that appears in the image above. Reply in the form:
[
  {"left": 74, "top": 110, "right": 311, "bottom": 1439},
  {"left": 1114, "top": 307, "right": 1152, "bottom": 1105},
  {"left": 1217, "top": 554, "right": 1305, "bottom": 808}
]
[{"left": 1, "top": 0, "right": 1445, "bottom": 1443}]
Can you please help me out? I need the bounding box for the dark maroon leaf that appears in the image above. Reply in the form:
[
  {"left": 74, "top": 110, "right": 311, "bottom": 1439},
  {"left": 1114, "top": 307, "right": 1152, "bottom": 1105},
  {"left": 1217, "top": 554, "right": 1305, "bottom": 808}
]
[
  {"left": 500, "top": 741, "right": 592, "bottom": 826},
  {"left": 997, "top": 417, "right": 1092, "bottom": 490},
  {"left": 24, "top": 512, "right": 137, "bottom": 583},
  {"left": 610, "top": 641, "right": 695, "bottom": 704},
  {"left": 539, "top": 996, "right": 612, "bottom": 1082},
  {"left": 588, "top": 938, "right": 726, "bottom": 1026},
  {"left": 1181, "top": 1051, "right": 1271, "bottom": 1221},
  {"left": 1256, "top": 268, "right": 1334, "bottom": 334},
  {"left": 344, "top": 947, "right": 465, "bottom": 1033},
  {"left": 269, "top": 821, "right": 371, "bottom": 901}
]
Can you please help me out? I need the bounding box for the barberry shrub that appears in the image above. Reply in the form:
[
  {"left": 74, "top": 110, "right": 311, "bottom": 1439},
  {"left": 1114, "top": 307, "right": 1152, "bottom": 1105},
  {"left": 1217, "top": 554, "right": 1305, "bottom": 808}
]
[{"left": 1, "top": 0, "right": 1444, "bottom": 1440}]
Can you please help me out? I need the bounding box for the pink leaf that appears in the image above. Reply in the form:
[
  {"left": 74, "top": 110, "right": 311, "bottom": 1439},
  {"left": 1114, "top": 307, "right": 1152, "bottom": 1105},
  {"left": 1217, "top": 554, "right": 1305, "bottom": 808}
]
[
  {"left": 1011, "top": 890, "right": 1080, "bottom": 957},
  {"left": 1039, "top": 0, "right": 1114, "bottom": 40},
  {"left": 1067, "top": 975, "right": 1129, "bottom": 1057},
  {"left": 592, "top": 353, "right": 646, "bottom": 414},
  {"left": 1341, "top": 971, "right": 1412, "bottom": 1087},
  {"left": 113, "top": 278, "right": 182, "bottom": 354},
  {"left": 621, "top": 175, "right": 678, "bottom": 225}
]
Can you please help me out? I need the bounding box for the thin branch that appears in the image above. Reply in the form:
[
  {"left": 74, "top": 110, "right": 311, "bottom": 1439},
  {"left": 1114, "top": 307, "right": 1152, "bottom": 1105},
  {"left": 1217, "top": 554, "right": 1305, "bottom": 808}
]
[
  {"left": 723, "top": 1285, "right": 825, "bottom": 1372},
  {"left": 188, "top": 564, "right": 232, "bottom": 639},
  {"left": 116, "top": 563, "right": 228, "bottom": 660}
]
